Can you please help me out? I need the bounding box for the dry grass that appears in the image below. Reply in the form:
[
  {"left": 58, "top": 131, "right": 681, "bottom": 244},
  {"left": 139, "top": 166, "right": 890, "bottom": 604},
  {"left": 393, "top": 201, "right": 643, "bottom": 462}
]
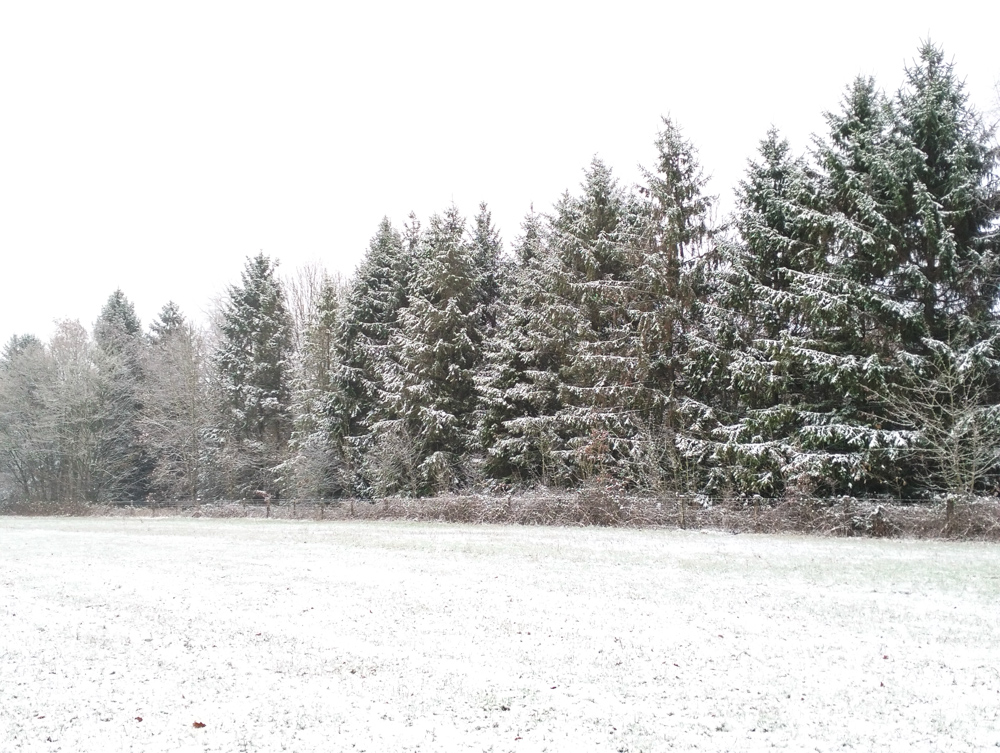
[{"left": 5, "top": 490, "right": 999, "bottom": 540}]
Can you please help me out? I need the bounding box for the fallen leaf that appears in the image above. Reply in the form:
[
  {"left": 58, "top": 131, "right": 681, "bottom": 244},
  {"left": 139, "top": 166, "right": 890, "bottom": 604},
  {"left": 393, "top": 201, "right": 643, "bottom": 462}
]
[{"left": 193, "top": 722, "right": 206, "bottom": 729}]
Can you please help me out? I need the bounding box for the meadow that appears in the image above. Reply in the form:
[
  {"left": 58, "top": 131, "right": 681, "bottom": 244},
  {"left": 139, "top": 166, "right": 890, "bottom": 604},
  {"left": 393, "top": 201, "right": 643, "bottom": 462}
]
[{"left": 1, "top": 517, "right": 998, "bottom": 751}]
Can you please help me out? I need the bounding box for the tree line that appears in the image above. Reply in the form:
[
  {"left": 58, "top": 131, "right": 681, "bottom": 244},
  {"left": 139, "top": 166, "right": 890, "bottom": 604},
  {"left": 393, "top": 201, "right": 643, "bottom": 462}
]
[{"left": 2, "top": 44, "right": 998, "bottom": 508}]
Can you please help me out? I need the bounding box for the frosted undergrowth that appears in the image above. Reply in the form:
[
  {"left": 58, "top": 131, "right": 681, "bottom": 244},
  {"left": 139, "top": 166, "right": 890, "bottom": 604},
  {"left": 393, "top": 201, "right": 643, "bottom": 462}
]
[{"left": 1, "top": 518, "right": 998, "bottom": 752}]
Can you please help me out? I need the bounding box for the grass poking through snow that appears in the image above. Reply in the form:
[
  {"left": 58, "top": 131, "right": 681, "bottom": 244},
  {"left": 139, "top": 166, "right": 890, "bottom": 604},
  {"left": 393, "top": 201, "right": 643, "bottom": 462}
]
[{"left": 1, "top": 517, "right": 998, "bottom": 751}]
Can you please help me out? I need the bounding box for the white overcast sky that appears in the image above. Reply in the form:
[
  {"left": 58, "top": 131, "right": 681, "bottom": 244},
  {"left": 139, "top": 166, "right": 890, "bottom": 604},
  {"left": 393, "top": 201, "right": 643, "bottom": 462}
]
[{"left": 1, "top": 1, "right": 998, "bottom": 346}]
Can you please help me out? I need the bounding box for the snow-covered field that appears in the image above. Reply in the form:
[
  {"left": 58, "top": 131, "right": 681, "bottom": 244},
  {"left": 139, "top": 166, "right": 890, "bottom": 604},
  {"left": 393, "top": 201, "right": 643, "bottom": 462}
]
[{"left": 1, "top": 518, "right": 998, "bottom": 752}]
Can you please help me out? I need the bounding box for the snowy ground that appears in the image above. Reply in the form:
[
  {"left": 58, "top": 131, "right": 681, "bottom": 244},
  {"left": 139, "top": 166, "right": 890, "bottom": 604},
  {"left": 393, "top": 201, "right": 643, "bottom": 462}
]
[{"left": 1, "top": 518, "right": 998, "bottom": 752}]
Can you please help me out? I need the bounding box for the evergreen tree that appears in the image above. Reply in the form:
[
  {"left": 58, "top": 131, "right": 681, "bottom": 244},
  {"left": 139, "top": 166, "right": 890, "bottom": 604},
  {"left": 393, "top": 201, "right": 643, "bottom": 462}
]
[
  {"left": 484, "top": 160, "right": 629, "bottom": 485},
  {"left": 792, "top": 46, "right": 1000, "bottom": 496},
  {"left": 213, "top": 254, "right": 294, "bottom": 497},
  {"left": 330, "top": 218, "right": 410, "bottom": 493},
  {"left": 712, "top": 44, "right": 1000, "bottom": 498},
  {"left": 622, "top": 118, "right": 716, "bottom": 489},
  {"left": 468, "top": 202, "right": 507, "bottom": 336},
  {"left": 371, "top": 206, "right": 481, "bottom": 494},
  {"left": 92, "top": 290, "right": 152, "bottom": 500},
  {"left": 476, "top": 208, "right": 552, "bottom": 483},
  {"left": 148, "top": 301, "right": 186, "bottom": 345},
  {"left": 702, "top": 130, "right": 827, "bottom": 496}
]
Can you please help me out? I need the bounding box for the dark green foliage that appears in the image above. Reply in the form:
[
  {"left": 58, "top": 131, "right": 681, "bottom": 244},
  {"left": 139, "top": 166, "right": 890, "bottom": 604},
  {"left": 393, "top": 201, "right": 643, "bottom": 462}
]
[
  {"left": 3, "top": 43, "right": 996, "bottom": 504},
  {"left": 371, "top": 206, "right": 482, "bottom": 494},
  {"left": 213, "top": 254, "right": 294, "bottom": 496},
  {"left": 93, "top": 290, "right": 152, "bottom": 501},
  {"left": 469, "top": 202, "right": 507, "bottom": 336},
  {"left": 706, "top": 43, "right": 1000, "bottom": 499},
  {"left": 149, "top": 301, "right": 186, "bottom": 345},
  {"left": 334, "top": 218, "right": 408, "bottom": 437}
]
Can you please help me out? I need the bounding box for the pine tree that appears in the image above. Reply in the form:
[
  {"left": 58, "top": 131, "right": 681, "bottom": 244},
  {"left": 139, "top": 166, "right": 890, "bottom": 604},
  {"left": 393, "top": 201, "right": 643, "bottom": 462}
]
[
  {"left": 330, "top": 218, "right": 410, "bottom": 494},
  {"left": 468, "top": 202, "right": 507, "bottom": 336},
  {"left": 623, "top": 118, "right": 716, "bottom": 490},
  {"left": 711, "top": 45, "right": 1000, "bottom": 499},
  {"left": 551, "top": 158, "right": 631, "bottom": 482},
  {"left": 893, "top": 43, "right": 1000, "bottom": 341},
  {"left": 213, "top": 254, "right": 294, "bottom": 497},
  {"left": 792, "top": 46, "right": 1000, "bottom": 496},
  {"left": 702, "top": 129, "right": 826, "bottom": 496},
  {"left": 148, "top": 301, "right": 186, "bottom": 345},
  {"left": 484, "top": 160, "right": 629, "bottom": 485},
  {"left": 92, "top": 290, "right": 152, "bottom": 500},
  {"left": 476, "top": 208, "right": 554, "bottom": 483},
  {"left": 872, "top": 44, "right": 1000, "bottom": 497},
  {"left": 371, "top": 206, "right": 481, "bottom": 494}
]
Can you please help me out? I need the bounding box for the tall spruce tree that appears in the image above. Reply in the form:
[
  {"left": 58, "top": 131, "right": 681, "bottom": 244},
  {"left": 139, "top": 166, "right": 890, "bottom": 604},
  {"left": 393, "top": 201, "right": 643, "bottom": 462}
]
[
  {"left": 477, "top": 208, "right": 554, "bottom": 483},
  {"left": 92, "top": 290, "right": 152, "bottom": 500},
  {"left": 371, "top": 206, "right": 481, "bottom": 494},
  {"left": 711, "top": 44, "right": 1000, "bottom": 498},
  {"left": 873, "top": 44, "right": 1000, "bottom": 498},
  {"left": 330, "top": 218, "right": 410, "bottom": 494},
  {"left": 468, "top": 202, "right": 507, "bottom": 336},
  {"left": 213, "top": 254, "right": 294, "bottom": 497},
  {"left": 793, "top": 46, "right": 1000, "bottom": 496},
  {"left": 702, "top": 130, "right": 827, "bottom": 496},
  {"left": 624, "top": 118, "right": 716, "bottom": 490},
  {"left": 148, "top": 301, "right": 186, "bottom": 345},
  {"left": 484, "top": 160, "right": 629, "bottom": 485}
]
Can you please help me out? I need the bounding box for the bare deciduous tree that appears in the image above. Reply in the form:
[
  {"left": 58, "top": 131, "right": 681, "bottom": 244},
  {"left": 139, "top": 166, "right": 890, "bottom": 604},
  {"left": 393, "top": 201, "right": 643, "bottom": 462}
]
[
  {"left": 877, "top": 340, "right": 1000, "bottom": 525},
  {"left": 141, "top": 322, "right": 211, "bottom": 500}
]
